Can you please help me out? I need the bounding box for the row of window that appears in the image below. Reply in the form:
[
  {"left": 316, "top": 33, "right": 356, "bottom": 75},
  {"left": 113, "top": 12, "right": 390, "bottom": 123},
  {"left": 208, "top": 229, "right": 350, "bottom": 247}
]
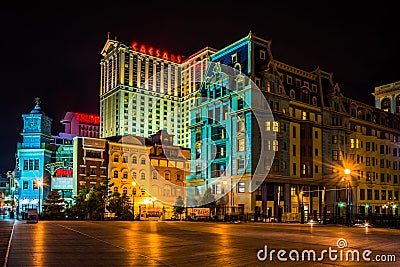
[
  {"left": 359, "top": 189, "right": 398, "bottom": 201},
  {"left": 112, "top": 170, "right": 182, "bottom": 181},
  {"left": 211, "top": 182, "right": 246, "bottom": 194},
  {"left": 113, "top": 155, "right": 146, "bottom": 164},
  {"left": 22, "top": 180, "right": 40, "bottom": 190},
  {"left": 23, "top": 159, "right": 39, "bottom": 171}
]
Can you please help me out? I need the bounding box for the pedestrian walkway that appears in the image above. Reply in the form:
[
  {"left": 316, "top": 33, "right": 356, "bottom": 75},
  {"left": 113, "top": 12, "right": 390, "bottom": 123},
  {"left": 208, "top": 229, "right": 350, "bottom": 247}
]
[{"left": 0, "top": 219, "right": 14, "bottom": 267}]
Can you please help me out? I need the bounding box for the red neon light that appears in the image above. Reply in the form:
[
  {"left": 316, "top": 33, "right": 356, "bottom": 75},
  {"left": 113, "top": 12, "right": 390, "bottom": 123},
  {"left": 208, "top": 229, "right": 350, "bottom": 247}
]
[
  {"left": 148, "top": 47, "right": 154, "bottom": 56},
  {"left": 162, "top": 51, "right": 168, "bottom": 60},
  {"left": 140, "top": 45, "right": 146, "bottom": 54},
  {"left": 55, "top": 168, "right": 73, "bottom": 177},
  {"left": 130, "top": 41, "right": 182, "bottom": 63},
  {"left": 75, "top": 113, "right": 100, "bottom": 124}
]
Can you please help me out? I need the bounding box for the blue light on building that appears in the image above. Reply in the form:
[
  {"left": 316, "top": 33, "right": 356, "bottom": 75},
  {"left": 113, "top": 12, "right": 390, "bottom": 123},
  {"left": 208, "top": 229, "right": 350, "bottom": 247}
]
[{"left": 15, "top": 98, "right": 57, "bottom": 215}]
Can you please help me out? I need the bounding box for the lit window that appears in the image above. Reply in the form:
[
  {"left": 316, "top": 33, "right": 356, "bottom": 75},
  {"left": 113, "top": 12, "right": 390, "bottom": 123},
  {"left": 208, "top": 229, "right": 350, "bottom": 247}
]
[
  {"left": 265, "top": 121, "right": 271, "bottom": 131},
  {"left": 238, "top": 182, "right": 245, "bottom": 193},
  {"left": 273, "top": 140, "right": 279, "bottom": 151},
  {"left": 291, "top": 186, "right": 296, "bottom": 196},
  {"left": 301, "top": 164, "right": 306, "bottom": 175},
  {"left": 238, "top": 138, "right": 245, "bottom": 152},
  {"left": 273, "top": 121, "right": 279, "bottom": 132},
  {"left": 141, "top": 158, "right": 146, "bottom": 165},
  {"left": 238, "top": 116, "right": 245, "bottom": 131}
]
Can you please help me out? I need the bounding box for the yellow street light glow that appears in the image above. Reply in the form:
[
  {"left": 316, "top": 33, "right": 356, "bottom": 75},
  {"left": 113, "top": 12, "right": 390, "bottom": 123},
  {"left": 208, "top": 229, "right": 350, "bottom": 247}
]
[
  {"left": 37, "top": 180, "right": 42, "bottom": 186},
  {"left": 344, "top": 168, "right": 351, "bottom": 175},
  {"left": 132, "top": 181, "right": 136, "bottom": 186}
]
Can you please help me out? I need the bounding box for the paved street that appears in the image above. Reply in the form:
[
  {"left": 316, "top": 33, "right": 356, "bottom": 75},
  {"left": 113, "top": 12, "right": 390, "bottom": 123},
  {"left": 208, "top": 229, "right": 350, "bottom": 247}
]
[{"left": 3, "top": 220, "right": 400, "bottom": 266}]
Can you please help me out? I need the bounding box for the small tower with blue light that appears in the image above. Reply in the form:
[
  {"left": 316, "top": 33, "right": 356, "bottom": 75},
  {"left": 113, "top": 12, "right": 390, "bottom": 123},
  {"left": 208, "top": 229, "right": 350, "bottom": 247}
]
[{"left": 15, "top": 97, "right": 56, "bottom": 215}]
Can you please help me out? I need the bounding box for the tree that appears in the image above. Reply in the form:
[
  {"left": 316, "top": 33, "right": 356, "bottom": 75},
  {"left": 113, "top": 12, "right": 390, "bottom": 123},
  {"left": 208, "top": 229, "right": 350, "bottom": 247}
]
[
  {"left": 42, "top": 190, "right": 65, "bottom": 219},
  {"left": 172, "top": 196, "right": 185, "bottom": 220},
  {"left": 106, "top": 192, "right": 131, "bottom": 220},
  {"left": 67, "top": 188, "right": 88, "bottom": 220},
  {"left": 86, "top": 178, "right": 111, "bottom": 220}
]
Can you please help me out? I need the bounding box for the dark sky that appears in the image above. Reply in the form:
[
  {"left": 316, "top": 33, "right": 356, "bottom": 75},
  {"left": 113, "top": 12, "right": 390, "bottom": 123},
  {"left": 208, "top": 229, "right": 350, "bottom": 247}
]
[{"left": 1, "top": 1, "right": 399, "bottom": 171}]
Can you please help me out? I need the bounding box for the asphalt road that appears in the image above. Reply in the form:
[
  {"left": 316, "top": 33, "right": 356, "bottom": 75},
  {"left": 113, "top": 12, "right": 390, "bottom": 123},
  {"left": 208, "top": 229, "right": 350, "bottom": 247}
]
[{"left": 5, "top": 220, "right": 400, "bottom": 267}]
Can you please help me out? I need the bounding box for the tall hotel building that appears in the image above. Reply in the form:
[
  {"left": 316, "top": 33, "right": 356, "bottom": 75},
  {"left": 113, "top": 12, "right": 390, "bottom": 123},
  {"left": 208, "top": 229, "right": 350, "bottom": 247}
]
[{"left": 99, "top": 37, "right": 216, "bottom": 148}]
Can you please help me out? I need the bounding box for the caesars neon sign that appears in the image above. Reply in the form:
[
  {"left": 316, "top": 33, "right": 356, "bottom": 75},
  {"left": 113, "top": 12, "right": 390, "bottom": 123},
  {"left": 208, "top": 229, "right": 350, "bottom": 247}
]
[{"left": 131, "top": 42, "right": 182, "bottom": 63}]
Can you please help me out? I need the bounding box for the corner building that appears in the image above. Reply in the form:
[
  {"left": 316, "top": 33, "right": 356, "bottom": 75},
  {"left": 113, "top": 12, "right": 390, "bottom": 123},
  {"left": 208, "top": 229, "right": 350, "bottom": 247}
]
[{"left": 189, "top": 32, "right": 400, "bottom": 221}]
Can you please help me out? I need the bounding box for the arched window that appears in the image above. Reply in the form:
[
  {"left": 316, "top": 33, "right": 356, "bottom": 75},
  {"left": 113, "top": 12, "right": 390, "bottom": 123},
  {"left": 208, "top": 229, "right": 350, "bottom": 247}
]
[
  {"left": 312, "top": 96, "right": 317, "bottom": 105},
  {"left": 122, "top": 187, "right": 127, "bottom": 195},
  {"left": 301, "top": 89, "right": 310, "bottom": 104},
  {"left": 381, "top": 98, "right": 391, "bottom": 112},
  {"left": 358, "top": 110, "right": 363, "bottom": 119},
  {"left": 290, "top": 89, "right": 295, "bottom": 100},
  {"left": 113, "top": 170, "right": 118, "bottom": 178},
  {"left": 132, "top": 171, "right": 137, "bottom": 179},
  {"left": 141, "top": 158, "right": 146, "bottom": 165},
  {"left": 132, "top": 156, "right": 137, "bottom": 164},
  {"left": 141, "top": 173, "right": 146, "bottom": 180},
  {"left": 165, "top": 172, "right": 171, "bottom": 180},
  {"left": 350, "top": 106, "right": 357, "bottom": 117}
]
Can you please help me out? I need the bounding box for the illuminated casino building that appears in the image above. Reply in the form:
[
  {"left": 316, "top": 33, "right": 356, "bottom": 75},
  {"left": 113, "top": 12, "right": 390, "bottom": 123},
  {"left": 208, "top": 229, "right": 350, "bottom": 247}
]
[{"left": 99, "top": 36, "right": 216, "bottom": 148}]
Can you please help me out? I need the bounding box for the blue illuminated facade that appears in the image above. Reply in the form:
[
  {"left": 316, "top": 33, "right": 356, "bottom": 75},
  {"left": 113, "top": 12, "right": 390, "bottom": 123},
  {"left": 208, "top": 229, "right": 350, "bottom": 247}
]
[
  {"left": 187, "top": 33, "right": 275, "bottom": 215},
  {"left": 15, "top": 98, "right": 57, "bottom": 214}
]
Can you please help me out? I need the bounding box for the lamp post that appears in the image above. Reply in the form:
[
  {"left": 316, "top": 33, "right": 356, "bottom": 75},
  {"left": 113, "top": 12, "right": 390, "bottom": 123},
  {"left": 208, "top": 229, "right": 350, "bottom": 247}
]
[
  {"left": 343, "top": 168, "right": 351, "bottom": 226},
  {"left": 300, "top": 190, "right": 305, "bottom": 224},
  {"left": 132, "top": 181, "right": 136, "bottom": 220},
  {"left": 37, "top": 180, "right": 42, "bottom": 215}
]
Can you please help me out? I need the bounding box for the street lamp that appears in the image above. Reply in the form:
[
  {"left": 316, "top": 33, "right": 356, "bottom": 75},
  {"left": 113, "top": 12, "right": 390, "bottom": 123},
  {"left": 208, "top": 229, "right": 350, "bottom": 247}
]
[
  {"left": 300, "top": 190, "right": 305, "bottom": 224},
  {"left": 132, "top": 181, "right": 136, "bottom": 220},
  {"left": 37, "top": 180, "right": 42, "bottom": 215},
  {"left": 343, "top": 168, "right": 351, "bottom": 226},
  {"left": 151, "top": 197, "right": 157, "bottom": 208}
]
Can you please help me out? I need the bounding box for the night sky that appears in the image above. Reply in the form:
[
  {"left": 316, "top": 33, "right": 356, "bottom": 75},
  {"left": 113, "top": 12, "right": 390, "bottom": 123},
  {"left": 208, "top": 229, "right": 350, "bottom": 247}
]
[{"left": 1, "top": 1, "right": 399, "bottom": 171}]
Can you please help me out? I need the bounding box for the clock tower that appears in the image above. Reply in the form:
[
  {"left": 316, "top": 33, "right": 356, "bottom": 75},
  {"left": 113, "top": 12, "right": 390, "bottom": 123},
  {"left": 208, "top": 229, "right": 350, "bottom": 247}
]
[
  {"left": 15, "top": 97, "right": 57, "bottom": 215},
  {"left": 21, "top": 97, "right": 53, "bottom": 148}
]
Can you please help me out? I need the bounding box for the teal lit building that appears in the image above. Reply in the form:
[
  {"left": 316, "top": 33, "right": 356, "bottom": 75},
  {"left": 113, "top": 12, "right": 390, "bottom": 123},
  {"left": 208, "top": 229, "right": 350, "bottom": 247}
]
[
  {"left": 15, "top": 98, "right": 57, "bottom": 214},
  {"left": 187, "top": 32, "right": 398, "bottom": 222},
  {"left": 187, "top": 33, "right": 276, "bottom": 217}
]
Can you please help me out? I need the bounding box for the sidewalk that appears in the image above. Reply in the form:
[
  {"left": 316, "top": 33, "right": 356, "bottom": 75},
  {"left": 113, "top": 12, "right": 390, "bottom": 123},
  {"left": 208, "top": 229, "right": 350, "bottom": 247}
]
[{"left": 0, "top": 219, "right": 14, "bottom": 267}]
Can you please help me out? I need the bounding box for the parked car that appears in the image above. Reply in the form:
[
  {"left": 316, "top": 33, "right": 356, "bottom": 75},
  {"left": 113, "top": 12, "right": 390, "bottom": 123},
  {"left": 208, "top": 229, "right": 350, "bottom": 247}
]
[{"left": 353, "top": 219, "right": 371, "bottom": 228}]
